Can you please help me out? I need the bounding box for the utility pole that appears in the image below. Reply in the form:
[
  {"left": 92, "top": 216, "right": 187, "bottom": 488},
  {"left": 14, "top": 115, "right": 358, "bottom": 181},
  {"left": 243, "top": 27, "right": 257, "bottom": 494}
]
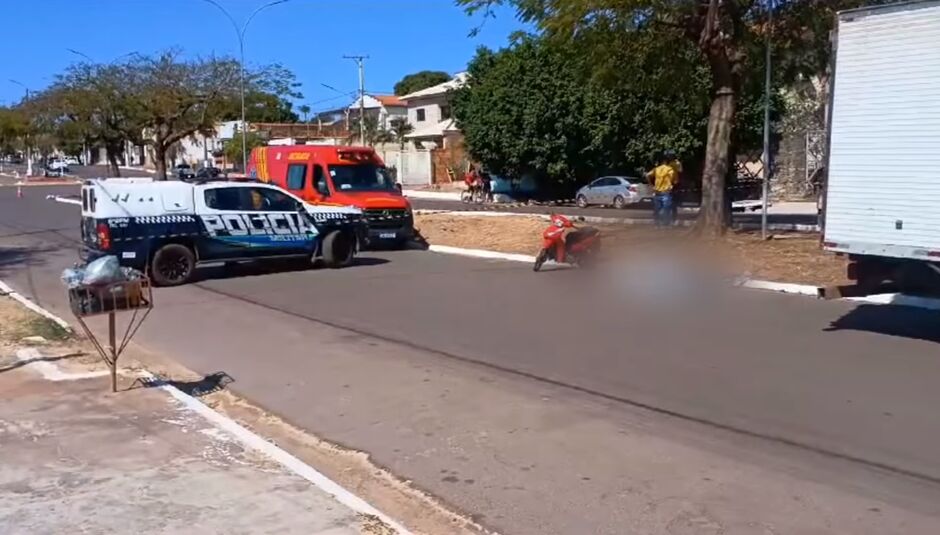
[
  {"left": 761, "top": 0, "right": 774, "bottom": 240},
  {"left": 9, "top": 80, "right": 32, "bottom": 177},
  {"left": 344, "top": 55, "right": 369, "bottom": 146}
]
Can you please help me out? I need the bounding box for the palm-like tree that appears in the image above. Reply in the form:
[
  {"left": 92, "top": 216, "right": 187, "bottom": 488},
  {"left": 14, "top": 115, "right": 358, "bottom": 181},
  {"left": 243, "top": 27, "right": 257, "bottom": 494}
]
[
  {"left": 298, "top": 104, "right": 311, "bottom": 123},
  {"left": 388, "top": 117, "right": 413, "bottom": 149}
]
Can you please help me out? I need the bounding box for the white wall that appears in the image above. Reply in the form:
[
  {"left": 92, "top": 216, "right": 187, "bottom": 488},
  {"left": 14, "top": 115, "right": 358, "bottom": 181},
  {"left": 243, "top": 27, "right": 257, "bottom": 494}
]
[
  {"left": 376, "top": 147, "right": 432, "bottom": 186},
  {"left": 407, "top": 94, "right": 447, "bottom": 126}
]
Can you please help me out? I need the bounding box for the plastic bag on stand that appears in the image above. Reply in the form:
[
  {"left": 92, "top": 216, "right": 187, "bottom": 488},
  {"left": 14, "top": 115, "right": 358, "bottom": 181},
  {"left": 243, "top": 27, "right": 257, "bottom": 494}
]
[{"left": 82, "top": 256, "right": 123, "bottom": 286}]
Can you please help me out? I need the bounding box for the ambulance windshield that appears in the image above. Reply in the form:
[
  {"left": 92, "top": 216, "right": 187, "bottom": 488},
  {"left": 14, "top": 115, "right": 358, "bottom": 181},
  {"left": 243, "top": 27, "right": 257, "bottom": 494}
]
[{"left": 328, "top": 164, "right": 396, "bottom": 192}]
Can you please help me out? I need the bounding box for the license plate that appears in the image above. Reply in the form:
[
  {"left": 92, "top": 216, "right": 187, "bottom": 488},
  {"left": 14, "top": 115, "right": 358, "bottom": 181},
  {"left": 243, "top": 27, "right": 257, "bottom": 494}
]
[{"left": 379, "top": 232, "right": 397, "bottom": 239}]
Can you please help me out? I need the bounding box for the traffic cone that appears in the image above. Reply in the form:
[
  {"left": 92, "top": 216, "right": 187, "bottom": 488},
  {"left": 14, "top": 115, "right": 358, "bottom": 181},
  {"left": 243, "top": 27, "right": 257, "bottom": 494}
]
[{"left": 17, "top": 185, "right": 23, "bottom": 198}]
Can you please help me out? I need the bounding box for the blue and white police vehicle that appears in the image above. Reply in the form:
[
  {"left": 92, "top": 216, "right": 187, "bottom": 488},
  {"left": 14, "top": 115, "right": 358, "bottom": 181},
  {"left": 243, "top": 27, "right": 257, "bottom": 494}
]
[{"left": 80, "top": 178, "right": 367, "bottom": 286}]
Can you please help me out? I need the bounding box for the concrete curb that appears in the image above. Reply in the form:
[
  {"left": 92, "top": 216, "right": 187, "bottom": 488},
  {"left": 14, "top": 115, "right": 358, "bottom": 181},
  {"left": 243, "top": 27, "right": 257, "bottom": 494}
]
[
  {"left": 4, "top": 280, "right": 413, "bottom": 535},
  {"left": 737, "top": 280, "right": 821, "bottom": 296},
  {"left": 46, "top": 194, "right": 82, "bottom": 206},
  {"left": 404, "top": 190, "right": 461, "bottom": 201},
  {"left": 846, "top": 293, "right": 940, "bottom": 310},
  {"left": 429, "top": 244, "right": 536, "bottom": 263}
]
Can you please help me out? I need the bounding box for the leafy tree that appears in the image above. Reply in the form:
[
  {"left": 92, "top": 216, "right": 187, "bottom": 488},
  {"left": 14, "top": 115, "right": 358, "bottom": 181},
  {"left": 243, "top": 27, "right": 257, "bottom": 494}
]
[
  {"left": 32, "top": 52, "right": 302, "bottom": 178},
  {"left": 298, "top": 104, "right": 311, "bottom": 123},
  {"left": 388, "top": 117, "right": 414, "bottom": 149},
  {"left": 32, "top": 62, "right": 144, "bottom": 176},
  {"left": 351, "top": 115, "right": 394, "bottom": 146},
  {"left": 459, "top": 0, "right": 878, "bottom": 233},
  {"left": 394, "top": 70, "right": 451, "bottom": 96},
  {"left": 453, "top": 35, "right": 712, "bottom": 194},
  {"left": 0, "top": 107, "right": 28, "bottom": 157},
  {"left": 223, "top": 125, "right": 266, "bottom": 166},
  {"left": 123, "top": 52, "right": 244, "bottom": 179}
]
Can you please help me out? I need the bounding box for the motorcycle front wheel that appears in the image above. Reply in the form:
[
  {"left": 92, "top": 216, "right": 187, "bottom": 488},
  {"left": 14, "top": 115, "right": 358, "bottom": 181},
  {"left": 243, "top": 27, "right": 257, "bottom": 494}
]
[{"left": 533, "top": 248, "right": 549, "bottom": 272}]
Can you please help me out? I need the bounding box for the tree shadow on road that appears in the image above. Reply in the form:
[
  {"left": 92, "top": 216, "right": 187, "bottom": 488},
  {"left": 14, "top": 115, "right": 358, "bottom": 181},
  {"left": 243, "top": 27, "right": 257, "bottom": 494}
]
[
  {"left": 825, "top": 303, "right": 940, "bottom": 344},
  {"left": 190, "top": 256, "right": 391, "bottom": 283},
  {"left": 0, "top": 244, "right": 58, "bottom": 280}
]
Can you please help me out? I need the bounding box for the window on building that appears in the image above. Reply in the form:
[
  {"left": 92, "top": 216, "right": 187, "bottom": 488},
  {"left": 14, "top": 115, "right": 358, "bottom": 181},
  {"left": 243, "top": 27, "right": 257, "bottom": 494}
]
[
  {"left": 440, "top": 104, "right": 452, "bottom": 120},
  {"left": 286, "top": 163, "right": 307, "bottom": 191},
  {"left": 416, "top": 108, "right": 426, "bottom": 122}
]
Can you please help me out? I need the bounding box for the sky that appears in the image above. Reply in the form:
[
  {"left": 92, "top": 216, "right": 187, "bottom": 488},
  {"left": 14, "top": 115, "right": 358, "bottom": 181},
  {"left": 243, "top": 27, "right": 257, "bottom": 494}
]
[{"left": 0, "top": 0, "right": 526, "bottom": 111}]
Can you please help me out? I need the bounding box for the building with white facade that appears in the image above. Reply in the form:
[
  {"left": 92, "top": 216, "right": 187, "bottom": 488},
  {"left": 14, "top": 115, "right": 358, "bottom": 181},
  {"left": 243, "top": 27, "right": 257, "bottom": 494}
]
[{"left": 400, "top": 73, "right": 467, "bottom": 149}]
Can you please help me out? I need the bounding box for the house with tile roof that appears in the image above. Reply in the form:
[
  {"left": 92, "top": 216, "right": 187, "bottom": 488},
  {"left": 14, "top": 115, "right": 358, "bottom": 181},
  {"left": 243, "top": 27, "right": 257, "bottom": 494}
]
[{"left": 348, "top": 94, "right": 408, "bottom": 131}]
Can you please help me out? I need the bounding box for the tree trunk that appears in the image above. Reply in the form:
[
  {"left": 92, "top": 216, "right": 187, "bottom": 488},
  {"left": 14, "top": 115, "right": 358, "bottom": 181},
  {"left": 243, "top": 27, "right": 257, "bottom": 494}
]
[
  {"left": 154, "top": 144, "right": 168, "bottom": 180},
  {"left": 106, "top": 146, "right": 122, "bottom": 178},
  {"left": 699, "top": 86, "right": 737, "bottom": 236}
]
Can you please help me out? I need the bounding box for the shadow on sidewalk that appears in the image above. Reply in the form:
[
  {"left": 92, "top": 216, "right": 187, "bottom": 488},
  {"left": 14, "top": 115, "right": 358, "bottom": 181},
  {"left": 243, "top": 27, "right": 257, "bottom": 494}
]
[
  {"left": 133, "top": 371, "right": 235, "bottom": 397},
  {"left": 0, "top": 351, "right": 85, "bottom": 375}
]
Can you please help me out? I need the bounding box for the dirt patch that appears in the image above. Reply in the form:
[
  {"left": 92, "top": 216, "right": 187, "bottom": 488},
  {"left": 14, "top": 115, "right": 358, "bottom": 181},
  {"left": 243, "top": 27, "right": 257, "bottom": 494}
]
[
  {"left": 0, "top": 296, "right": 70, "bottom": 345},
  {"left": 415, "top": 214, "right": 849, "bottom": 287},
  {"left": 416, "top": 214, "right": 546, "bottom": 255}
]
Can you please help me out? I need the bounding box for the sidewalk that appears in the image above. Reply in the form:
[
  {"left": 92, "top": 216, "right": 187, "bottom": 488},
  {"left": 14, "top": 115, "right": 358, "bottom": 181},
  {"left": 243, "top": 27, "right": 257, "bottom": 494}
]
[
  {"left": 0, "top": 357, "right": 390, "bottom": 534},
  {"left": 0, "top": 293, "right": 398, "bottom": 535}
]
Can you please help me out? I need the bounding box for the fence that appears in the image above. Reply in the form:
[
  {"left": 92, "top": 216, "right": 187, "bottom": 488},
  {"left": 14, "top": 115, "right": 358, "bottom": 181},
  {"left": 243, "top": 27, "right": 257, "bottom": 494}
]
[{"left": 772, "top": 129, "right": 826, "bottom": 199}]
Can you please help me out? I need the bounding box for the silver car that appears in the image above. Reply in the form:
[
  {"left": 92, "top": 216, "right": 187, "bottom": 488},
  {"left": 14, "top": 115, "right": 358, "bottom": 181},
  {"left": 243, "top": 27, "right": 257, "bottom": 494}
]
[{"left": 575, "top": 176, "right": 652, "bottom": 208}]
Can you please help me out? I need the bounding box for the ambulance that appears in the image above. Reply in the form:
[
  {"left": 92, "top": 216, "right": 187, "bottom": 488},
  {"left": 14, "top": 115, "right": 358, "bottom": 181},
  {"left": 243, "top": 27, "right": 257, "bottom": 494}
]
[{"left": 248, "top": 145, "right": 414, "bottom": 247}]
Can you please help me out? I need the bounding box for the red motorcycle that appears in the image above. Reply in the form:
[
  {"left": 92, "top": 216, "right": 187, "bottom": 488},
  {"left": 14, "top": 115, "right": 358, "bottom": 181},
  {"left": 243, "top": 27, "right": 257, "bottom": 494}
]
[{"left": 533, "top": 214, "right": 601, "bottom": 272}]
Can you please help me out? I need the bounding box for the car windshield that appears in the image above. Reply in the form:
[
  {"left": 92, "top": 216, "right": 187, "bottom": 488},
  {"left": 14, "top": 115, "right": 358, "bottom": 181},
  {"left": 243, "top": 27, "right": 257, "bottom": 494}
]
[{"left": 328, "top": 164, "right": 395, "bottom": 192}]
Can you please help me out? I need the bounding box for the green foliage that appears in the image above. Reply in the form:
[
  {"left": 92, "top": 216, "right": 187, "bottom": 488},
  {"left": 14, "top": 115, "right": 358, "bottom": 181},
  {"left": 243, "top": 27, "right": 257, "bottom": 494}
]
[
  {"left": 394, "top": 70, "right": 451, "bottom": 96},
  {"left": 298, "top": 104, "right": 311, "bottom": 122},
  {"left": 453, "top": 34, "right": 712, "bottom": 188},
  {"left": 0, "top": 107, "right": 28, "bottom": 156},
  {"left": 223, "top": 126, "right": 267, "bottom": 165},
  {"left": 388, "top": 117, "right": 414, "bottom": 148},
  {"left": 21, "top": 51, "right": 301, "bottom": 177},
  {"left": 457, "top": 0, "right": 867, "bottom": 230}
]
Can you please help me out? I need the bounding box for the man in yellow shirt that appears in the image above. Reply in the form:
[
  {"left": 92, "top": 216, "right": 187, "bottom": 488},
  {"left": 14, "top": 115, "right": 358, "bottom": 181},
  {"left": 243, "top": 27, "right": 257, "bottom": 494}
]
[{"left": 645, "top": 151, "right": 679, "bottom": 227}]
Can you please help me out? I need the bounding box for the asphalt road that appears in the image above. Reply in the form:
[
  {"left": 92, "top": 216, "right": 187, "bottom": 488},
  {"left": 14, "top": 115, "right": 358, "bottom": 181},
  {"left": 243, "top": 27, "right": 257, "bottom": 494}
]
[{"left": 3, "top": 185, "right": 940, "bottom": 534}]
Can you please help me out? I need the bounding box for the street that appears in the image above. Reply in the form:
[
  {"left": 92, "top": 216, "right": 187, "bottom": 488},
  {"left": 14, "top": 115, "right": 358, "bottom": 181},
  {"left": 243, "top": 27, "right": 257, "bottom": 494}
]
[{"left": 2, "top": 184, "right": 939, "bottom": 534}]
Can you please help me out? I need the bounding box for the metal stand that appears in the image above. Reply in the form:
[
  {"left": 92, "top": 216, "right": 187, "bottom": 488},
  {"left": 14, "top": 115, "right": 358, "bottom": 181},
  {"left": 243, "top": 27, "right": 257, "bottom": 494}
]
[{"left": 68, "top": 279, "right": 153, "bottom": 392}]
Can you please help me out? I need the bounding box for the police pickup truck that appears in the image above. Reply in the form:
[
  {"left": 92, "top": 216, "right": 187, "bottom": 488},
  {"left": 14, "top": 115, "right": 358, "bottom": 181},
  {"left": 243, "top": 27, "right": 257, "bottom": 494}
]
[{"left": 80, "top": 178, "right": 367, "bottom": 286}]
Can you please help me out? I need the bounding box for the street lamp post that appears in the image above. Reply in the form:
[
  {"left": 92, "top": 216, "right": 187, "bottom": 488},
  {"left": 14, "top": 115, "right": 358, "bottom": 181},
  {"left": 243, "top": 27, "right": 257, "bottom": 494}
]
[
  {"left": 9, "top": 79, "right": 32, "bottom": 177},
  {"left": 200, "top": 0, "right": 290, "bottom": 173}
]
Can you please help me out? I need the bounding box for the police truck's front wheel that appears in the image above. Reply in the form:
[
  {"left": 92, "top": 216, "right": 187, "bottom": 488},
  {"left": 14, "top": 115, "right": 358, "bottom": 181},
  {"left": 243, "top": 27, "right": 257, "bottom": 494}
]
[
  {"left": 151, "top": 243, "right": 196, "bottom": 286},
  {"left": 321, "top": 230, "right": 354, "bottom": 268}
]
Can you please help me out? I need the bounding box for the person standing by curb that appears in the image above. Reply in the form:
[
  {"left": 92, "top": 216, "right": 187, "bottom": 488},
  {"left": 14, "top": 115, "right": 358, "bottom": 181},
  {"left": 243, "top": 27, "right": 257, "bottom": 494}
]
[{"left": 646, "top": 152, "right": 679, "bottom": 227}]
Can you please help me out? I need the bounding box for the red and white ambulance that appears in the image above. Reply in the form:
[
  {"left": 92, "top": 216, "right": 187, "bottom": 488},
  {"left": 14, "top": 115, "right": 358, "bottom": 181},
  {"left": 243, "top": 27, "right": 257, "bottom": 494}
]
[{"left": 248, "top": 145, "right": 414, "bottom": 247}]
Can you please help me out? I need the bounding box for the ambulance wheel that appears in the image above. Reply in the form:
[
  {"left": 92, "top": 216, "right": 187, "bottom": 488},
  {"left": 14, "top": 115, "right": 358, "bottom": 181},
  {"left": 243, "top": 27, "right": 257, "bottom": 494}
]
[
  {"left": 151, "top": 243, "right": 196, "bottom": 286},
  {"left": 321, "top": 230, "right": 354, "bottom": 268}
]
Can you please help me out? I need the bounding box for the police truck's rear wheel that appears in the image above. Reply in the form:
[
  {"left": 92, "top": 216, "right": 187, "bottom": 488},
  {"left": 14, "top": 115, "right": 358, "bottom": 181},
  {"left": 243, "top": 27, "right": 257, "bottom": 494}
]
[
  {"left": 151, "top": 244, "right": 196, "bottom": 286},
  {"left": 321, "top": 230, "right": 354, "bottom": 268}
]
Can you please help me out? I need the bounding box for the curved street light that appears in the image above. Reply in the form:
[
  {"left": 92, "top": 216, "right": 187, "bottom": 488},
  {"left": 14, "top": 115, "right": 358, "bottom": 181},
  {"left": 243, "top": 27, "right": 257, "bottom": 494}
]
[
  {"left": 200, "top": 0, "right": 291, "bottom": 173},
  {"left": 8, "top": 79, "right": 32, "bottom": 177}
]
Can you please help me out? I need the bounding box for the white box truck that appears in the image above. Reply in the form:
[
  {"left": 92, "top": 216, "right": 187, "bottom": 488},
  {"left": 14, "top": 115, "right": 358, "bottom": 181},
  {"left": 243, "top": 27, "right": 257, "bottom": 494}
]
[{"left": 822, "top": 1, "right": 940, "bottom": 295}]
